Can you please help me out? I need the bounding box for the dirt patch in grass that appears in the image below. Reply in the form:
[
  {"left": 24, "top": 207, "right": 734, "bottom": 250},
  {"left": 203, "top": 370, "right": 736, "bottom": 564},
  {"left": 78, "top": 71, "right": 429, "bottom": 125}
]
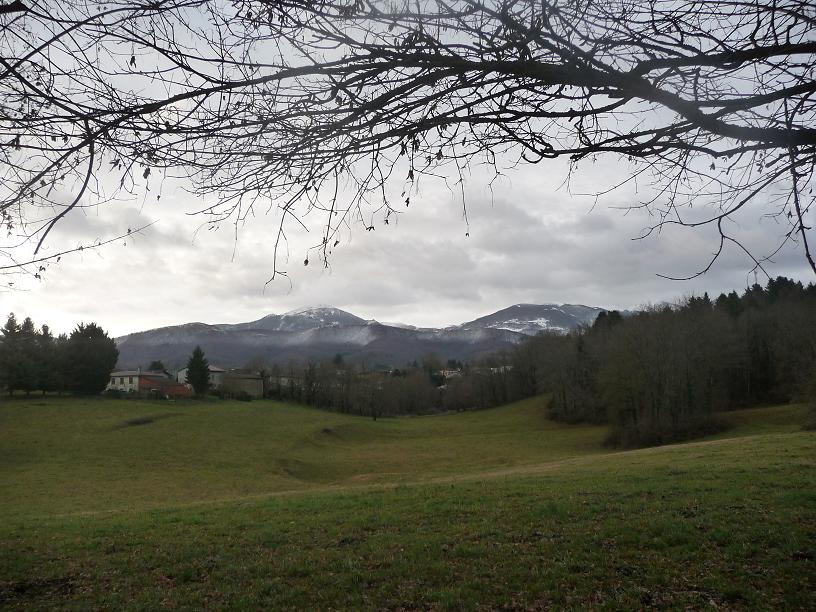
[
  {"left": 0, "top": 576, "right": 76, "bottom": 601},
  {"left": 115, "top": 413, "right": 183, "bottom": 429}
]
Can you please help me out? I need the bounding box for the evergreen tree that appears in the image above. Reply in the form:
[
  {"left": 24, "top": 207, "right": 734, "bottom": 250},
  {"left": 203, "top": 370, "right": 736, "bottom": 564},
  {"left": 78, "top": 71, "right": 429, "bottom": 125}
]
[
  {"left": 36, "top": 325, "right": 59, "bottom": 394},
  {"left": 185, "top": 346, "right": 210, "bottom": 396},
  {"left": 148, "top": 360, "right": 166, "bottom": 373},
  {"left": 18, "top": 317, "right": 39, "bottom": 395},
  {"left": 53, "top": 333, "right": 70, "bottom": 394},
  {"left": 715, "top": 291, "right": 743, "bottom": 319},
  {"left": 0, "top": 313, "right": 21, "bottom": 395},
  {"left": 64, "top": 323, "right": 119, "bottom": 395}
]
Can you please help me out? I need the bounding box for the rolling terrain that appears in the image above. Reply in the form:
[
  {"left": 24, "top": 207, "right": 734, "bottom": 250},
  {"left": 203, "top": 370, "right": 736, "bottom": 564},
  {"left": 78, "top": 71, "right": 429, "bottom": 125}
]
[
  {"left": 0, "top": 397, "right": 813, "bottom": 609},
  {"left": 114, "top": 304, "right": 605, "bottom": 368}
]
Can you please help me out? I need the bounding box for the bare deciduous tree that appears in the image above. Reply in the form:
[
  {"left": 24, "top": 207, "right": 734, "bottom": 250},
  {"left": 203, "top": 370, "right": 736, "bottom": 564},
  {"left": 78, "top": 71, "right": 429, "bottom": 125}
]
[{"left": 1, "top": 0, "right": 814, "bottom": 281}]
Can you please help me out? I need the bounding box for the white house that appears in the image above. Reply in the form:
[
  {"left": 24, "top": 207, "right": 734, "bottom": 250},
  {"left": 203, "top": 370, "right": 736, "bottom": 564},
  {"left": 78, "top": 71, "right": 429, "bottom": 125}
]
[
  {"left": 108, "top": 370, "right": 142, "bottom": 393},
  {"left": 106, "top": 370, "right": 192, "bottom": 398},
  {"left": 175, "top": 365, "right": 225, "bottom": 389}
]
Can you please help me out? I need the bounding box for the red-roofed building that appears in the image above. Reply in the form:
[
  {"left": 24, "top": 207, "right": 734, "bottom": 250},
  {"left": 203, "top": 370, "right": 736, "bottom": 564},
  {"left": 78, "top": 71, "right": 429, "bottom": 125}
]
[
  {"left": 107, "top": 370, "right": 192, "bottom": 398},
  {"left": 138, "top": 374, "right": 193, "bottom": 398}
]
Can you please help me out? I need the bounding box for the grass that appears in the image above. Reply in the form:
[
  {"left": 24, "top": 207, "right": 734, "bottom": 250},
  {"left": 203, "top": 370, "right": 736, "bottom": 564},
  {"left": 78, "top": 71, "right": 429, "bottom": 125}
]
[
  {"left": 0, "top": 397, "right": 814, "bottom": 609},
  {"left": 0, "top": 395, "right": 608, "bottom": 517}
]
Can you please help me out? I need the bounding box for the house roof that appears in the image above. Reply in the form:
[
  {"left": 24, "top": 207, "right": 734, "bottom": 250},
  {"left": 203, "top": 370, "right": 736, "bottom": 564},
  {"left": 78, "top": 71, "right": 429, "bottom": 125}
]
[
  {"left": 178, "top": 365, "right": 225, "bottom": 373},
  {"left": 137, "top": 376, "right": 192, "bottom": 396},
  {"left": 139, "top": 375, "right": 184, "bottom": 386},
  {"left": 112, "top": 370, "right": 169, "bottom": 377},
  {"left": 141, "top": 372, "right": 171, "bottom": 380},
  {"left": 224, "top": 372, "right": 263, "bottom": 380}
]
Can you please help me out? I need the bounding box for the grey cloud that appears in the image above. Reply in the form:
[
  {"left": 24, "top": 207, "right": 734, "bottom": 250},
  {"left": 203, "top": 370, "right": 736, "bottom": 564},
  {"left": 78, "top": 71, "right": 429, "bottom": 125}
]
[{"left": 5, "top": 158, "right": 814, "bottom": 337}]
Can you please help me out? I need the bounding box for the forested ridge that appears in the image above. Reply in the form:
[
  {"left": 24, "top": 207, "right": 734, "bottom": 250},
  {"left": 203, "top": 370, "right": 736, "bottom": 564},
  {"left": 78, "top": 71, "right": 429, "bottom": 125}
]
[
  {"left": 536, "top": 278, "right": 816, "bottom": 445},
  {"left": 272, "top": 277, "right": 816, "bottom": 446}
]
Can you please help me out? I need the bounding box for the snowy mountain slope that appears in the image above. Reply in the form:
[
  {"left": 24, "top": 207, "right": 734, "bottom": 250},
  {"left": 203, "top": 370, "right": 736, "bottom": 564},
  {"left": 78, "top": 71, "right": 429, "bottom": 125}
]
[
  {"left": 456, "top": 303, "right": 604, "bottom": 335},
  {"left": 223, "top": 307, "right": 367, "bottom": 333},
  {"left": 114, "top": 303, "right": 608, "bottom": 368}
]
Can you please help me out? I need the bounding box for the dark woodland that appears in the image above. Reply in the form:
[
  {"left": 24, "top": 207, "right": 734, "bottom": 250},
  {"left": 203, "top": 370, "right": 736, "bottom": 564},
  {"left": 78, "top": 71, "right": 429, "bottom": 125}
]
[
  {"left": 0, "top": 314, "right": 118, "bottom": 395},
  {"left": 267, "top": 277, "right": 816, "bottom": 446}
]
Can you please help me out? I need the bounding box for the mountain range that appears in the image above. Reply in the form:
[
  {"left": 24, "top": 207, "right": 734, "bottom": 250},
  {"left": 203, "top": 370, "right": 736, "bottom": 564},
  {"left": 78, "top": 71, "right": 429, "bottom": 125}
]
[{"left": 114, "top": 304, "right": 606, "bottom": 369}]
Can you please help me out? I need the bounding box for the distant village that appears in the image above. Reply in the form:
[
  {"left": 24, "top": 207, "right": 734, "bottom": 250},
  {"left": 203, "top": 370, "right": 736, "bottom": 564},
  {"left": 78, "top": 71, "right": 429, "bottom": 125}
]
[
  {"left": 106, "top": 361, "right": 488, "bottom": 401},
  {"left": 107, "top": 365, "right": 265, "bottom": 400}
]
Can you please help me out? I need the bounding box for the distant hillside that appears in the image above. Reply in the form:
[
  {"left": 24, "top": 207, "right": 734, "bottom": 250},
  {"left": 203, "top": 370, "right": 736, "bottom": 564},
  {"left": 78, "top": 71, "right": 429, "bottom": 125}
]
[
  {"left": 455, "top": 303, "right": 605, "bottom": 334},
  {"left": 226, "top": 306, "right": 368, "bottom": 332},
  {"left": 115, "top": 303, "right": 609, "bottom": 369}
]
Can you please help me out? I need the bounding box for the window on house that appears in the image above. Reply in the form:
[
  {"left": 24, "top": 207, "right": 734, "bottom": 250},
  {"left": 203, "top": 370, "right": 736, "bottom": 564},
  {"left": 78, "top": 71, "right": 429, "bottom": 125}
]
[
  {"left": 129, "top": 376, "right": 133, "bottom": 384},
  {"left": 120, "top": 377, "right": 124, "bottom": 384},
  {"left": 110, "top": 377, "right": 115, "bottom": 385}
]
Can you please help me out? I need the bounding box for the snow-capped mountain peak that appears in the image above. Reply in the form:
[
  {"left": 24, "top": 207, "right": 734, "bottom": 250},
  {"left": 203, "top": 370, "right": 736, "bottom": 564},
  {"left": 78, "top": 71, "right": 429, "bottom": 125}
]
[
  {"left": 114, "top": 302, "right": 610, "bottom": 369},
  {"left": 224, "top": 306, "right": 367, "bottom": 333},
  {"left": 283, "top": 305, "right": 340, "bottom": 316},
  {"left": 457, "top": 303, "right": 605, "bottom": 335}
]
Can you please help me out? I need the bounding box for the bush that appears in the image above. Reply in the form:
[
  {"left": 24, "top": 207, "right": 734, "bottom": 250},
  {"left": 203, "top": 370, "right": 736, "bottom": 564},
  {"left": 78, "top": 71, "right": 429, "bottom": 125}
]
[
  {"left": 803, "top": 405, "right": 816, "bottom": 431},
  {"left": 605, "top": 416, "right": 730, "bottom": 449},
  {"left": 212, "top": 388, "right": 253, "bottom": 401},
  {"left": 800, "top": 365, "right": 816, "bottom": 431}
]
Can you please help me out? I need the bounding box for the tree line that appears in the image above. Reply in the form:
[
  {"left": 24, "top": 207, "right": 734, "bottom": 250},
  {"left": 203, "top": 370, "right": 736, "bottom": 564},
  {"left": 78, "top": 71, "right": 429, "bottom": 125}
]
[
  {"left": 265, "top": 356, "right": 448, "bottom": 420},
  {"left": 265, "top": 355, "right": 546, "bottom": 419},
  {"left": 535, "top": 278, "right": 816, "bottom": 445},
  {"left": 5, "top": 276, "right": 813, "bottom": 444},
  {"left": 0, "top": 313, "right": 118, "bottom": 396},
  {"left": 262, "top": 277, "right": 816, "bottom": 446}
]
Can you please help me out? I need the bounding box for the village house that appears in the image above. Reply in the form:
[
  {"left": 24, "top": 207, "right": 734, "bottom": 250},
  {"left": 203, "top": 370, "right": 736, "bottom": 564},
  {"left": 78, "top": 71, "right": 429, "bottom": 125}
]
[
  {"left": 108, "top": 370, "right": 142, "bottom": 393},
  {"left": 107, "top": 370, "right": 192, "bottom": 398},
  {"left": 220, "top": 370, "right": 264, "bottom": 399},
  {"left": 175, "top": 365, "right": 226, "bottom": 389},
  {"left": 439, "top": 369, "right": 463, "bottom": 380}
]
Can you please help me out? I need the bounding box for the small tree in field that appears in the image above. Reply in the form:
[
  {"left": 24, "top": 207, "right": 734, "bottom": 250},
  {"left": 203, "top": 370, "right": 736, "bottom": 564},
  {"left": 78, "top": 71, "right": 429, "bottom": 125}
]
[{"left": 185, "top": 347, "right": 210, "bottom": 396}]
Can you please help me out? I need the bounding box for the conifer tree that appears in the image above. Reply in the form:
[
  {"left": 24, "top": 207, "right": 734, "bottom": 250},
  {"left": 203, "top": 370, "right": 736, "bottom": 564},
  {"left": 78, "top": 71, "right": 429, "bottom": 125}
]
[
  {"left": 0, "top": 313, "right": 21, "bottom": 395},
  {"left": 36, "top": 325, "right": 58, "bottom": 394},
  {"left": 18, "top": 317, "right": 39, "bottom": 395},
  {"left": 148, "top": 360, "right": 166, "bottom": 373},
  {"left": 64, "top": 323, "right": 119, "bottom": 395},
  {"left": 185, "top": 346, "right": 210, "bottom": 396}
]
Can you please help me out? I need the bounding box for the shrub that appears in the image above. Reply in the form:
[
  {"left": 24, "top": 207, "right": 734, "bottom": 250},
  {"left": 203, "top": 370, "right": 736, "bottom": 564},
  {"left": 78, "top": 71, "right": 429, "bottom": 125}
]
[{"left": 606, "top": 416, "right": 730, "bottom": 449}]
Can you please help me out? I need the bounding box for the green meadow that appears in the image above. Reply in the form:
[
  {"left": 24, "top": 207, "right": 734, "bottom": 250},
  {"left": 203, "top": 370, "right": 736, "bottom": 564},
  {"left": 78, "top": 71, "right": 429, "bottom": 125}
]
[{"left": 1, "top": 397, "right": 814, "bottom": 609}]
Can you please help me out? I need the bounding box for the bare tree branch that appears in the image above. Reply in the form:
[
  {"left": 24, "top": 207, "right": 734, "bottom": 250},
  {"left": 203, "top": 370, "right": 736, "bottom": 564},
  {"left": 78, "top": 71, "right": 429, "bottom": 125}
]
[{"left": 0, "top": 0, "right": 814, "bottom": 279}]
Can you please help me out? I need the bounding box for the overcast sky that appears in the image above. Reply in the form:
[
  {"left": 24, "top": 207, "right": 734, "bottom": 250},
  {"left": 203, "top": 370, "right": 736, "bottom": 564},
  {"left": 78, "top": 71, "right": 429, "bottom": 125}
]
[{"left": 3, "top": 155, "right": 812, "bottom": 338}]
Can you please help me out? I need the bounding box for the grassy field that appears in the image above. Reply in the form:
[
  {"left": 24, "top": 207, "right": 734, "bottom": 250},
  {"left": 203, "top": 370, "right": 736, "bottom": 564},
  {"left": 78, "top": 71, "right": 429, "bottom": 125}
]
[
  {"left": 0, "top": 395, "right": 610, "bottom": 517},
  {"left": 1, "top": 397, "right": 814, "bottom": 609}
]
